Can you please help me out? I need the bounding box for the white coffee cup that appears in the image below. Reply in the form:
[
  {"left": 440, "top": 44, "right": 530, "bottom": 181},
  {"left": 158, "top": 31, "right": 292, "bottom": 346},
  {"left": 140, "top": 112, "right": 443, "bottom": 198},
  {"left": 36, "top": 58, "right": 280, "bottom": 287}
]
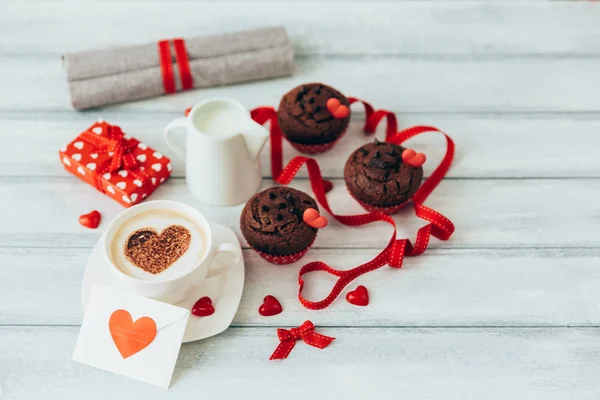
[{"left": 103, "top": 200, "right": 241, "bottom": 304}]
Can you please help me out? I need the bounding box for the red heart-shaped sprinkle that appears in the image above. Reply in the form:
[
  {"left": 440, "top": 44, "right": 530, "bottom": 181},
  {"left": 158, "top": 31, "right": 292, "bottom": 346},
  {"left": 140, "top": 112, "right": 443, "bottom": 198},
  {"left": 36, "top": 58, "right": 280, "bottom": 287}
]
[
  {"left": 192, "top": 296, "right": 215, "bottom": 317},
  {"left": 346, "top": 285, "right": 369, "bottom": 306},
  {"left": 303, "top": 208, "right": 328, "bottom": 229},
  {"left": 79, "top": 210, "right": 101, "bottom": 229},
  {"left": 326, "top": 98, "right": 350, "bottom": 119},
  {"left": 402, "top": 148, "right": 427, "bottom": 168},
  {"left": 259, "top": 295, "right": 282, "bottom": 317}
]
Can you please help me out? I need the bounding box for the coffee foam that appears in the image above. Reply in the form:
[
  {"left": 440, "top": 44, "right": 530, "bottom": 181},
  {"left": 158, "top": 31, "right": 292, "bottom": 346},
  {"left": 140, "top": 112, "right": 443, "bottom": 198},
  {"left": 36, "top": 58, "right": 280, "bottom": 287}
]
[{"left": 110, "top": 209, "right": 208, "bottom": 281}]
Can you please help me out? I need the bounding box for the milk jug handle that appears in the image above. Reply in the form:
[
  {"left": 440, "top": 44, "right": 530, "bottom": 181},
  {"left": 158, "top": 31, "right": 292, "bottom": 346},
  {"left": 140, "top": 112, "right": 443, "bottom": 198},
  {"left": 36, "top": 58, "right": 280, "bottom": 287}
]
[{"left": 164, "top": 117, "right": 187, "bottom": 161}]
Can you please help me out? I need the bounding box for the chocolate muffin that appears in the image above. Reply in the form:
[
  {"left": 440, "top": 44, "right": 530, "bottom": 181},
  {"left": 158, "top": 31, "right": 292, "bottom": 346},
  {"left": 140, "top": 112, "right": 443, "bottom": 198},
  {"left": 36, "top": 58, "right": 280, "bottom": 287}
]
[
  {"left": 240, "top": 187, "right": 319, "bottom": 256},
  {"left": 277, "top": 83, "right": 351, "bottom": 145},
  {"left": 344, "top": 140, "right": 423, "bottom": 207}
]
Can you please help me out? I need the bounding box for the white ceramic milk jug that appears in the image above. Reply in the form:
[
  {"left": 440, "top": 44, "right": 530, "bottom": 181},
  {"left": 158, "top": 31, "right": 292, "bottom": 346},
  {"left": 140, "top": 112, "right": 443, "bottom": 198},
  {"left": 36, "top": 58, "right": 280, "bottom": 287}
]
[{"left": 164, "top": 98, "right": 269, "bottom": 206}]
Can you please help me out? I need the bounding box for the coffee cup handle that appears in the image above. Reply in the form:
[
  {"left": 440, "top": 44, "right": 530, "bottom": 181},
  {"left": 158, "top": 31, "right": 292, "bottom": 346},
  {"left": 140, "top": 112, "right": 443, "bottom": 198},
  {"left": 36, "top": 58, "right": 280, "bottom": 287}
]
[
  {"left": 206, "top": 242, "right": 241, "bottom": 278},
  {"left": 164, "top": 117, "right": 187, "bottom": 161}
]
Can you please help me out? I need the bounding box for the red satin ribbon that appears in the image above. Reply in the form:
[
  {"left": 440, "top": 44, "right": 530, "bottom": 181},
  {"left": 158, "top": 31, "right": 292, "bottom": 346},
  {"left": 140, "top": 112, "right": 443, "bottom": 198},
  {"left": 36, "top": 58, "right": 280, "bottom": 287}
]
[
  {"left": 79, "top": 125, "right": 152, "bottom": 195},
  {"left": 158, "top": 39, "right": 194, "bottom": 94},
  {"left": 173, "top": 38, "right": 193, "bottom": 91},
  {"left": 251, "top": 100, "right": 455, "bottom": 310},
  {"left": 157, "top": 40, "right": 176, "bottom": 94},
  {"left": 270, "top": 320, "right": 335, "bottom": 360}
]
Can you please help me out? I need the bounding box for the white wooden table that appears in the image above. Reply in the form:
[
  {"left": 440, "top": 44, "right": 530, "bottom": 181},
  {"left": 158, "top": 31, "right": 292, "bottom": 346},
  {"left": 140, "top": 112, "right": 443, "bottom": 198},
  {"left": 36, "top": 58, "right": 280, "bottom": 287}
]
[{"left": 2, "top": 1, "right": 600, "bottom": 398}]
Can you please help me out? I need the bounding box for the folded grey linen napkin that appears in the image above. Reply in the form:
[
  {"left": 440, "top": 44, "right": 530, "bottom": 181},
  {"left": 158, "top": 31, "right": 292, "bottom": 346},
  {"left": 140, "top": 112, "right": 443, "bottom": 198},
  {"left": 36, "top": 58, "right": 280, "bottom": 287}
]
[{"left": 63, "top": 26, "right": 295, "bottom": 110}]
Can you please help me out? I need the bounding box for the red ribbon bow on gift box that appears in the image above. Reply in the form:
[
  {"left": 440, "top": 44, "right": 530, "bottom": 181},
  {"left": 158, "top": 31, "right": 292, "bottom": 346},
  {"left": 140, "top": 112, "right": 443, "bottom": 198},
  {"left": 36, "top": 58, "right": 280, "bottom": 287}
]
[
  {"left": 270, "top": 320, "right": 335, "bottom": 360},
  {"left": 79, "top": 125, "right": 152, "bottom": 194}
]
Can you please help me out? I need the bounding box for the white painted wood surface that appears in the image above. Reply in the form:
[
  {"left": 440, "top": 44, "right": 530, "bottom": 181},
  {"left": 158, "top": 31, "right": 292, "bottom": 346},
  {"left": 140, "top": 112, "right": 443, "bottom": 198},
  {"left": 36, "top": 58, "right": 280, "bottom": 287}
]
[
  {"left": 1, "top": 1, "right": 600, "bottom": 399},
  {"left": 2, "top": 327, "right": 600, "bottom": 400}
]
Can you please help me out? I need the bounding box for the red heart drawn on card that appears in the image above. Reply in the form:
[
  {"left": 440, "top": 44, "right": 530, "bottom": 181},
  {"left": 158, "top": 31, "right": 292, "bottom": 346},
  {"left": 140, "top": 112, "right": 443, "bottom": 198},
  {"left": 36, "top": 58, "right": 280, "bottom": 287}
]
[
  {"left": 303, "top": 208, "right": 328, "bottom": 229},
  {"left": 402, "top": 148, "right": 427, "bottom": 168},
  {"left": 79, "top": 210, "right": 101, "bottom": 229},
  {"left": 192, "top": 296, "right": 215, "bottom": 317},
  {"left": 326, "top": 98, "right": 350, "bottom": 119},
  {"left": 109, "top": 309, "right": 157, "bottom": 359},
  {"left": 259, "top": 295, "right": 283, "bottom": 317},
  {"left": 346, "top": 285, "right": 369, "bottom": 306}
]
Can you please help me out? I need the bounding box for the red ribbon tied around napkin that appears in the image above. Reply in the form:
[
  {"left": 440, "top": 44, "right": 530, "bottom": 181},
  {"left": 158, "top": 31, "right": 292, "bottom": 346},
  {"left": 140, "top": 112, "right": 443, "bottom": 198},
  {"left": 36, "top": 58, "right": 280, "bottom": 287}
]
[
  {"left": 158, "top": 38, "right": 193, "bottom": 94},
  {"left": 80, "top": 124, "right": 151, "bottom": 194},
  {"left": 270, "top": 320, "right": 335, "bottom": 360},
  {"left": 252, "top": 99, "right": 455, "bottom": 310}
]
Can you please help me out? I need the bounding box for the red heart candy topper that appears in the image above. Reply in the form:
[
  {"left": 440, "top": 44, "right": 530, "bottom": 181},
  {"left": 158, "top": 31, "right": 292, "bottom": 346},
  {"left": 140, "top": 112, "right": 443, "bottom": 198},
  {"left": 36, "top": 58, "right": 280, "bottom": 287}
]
[
  {"left": 326, "top": 98, "right": 350, "bottom": 119},
  {"left": 402, "top": 148, "right": 427, "bottom": 168},
  {"left": 303, "top": 208, "right": 328, "bottom": 229}
]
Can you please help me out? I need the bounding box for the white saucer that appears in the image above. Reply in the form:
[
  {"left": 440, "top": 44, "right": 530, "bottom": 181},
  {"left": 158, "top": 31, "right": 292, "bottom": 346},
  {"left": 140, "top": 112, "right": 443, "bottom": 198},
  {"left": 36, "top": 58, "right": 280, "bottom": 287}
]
[{"left": 82, "top": 222, "right": 245, "bottom": 343}]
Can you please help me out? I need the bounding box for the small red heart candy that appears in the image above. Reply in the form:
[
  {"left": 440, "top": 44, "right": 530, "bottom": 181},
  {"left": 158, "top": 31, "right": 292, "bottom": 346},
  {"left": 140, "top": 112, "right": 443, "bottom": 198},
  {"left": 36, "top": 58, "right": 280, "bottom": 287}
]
[
  {"left": 326, "top": 98, "right": 350, "bottom": 119},
  {"left": 79, "top": 210, "right": 101, "bottom": 229},
  {"left": 402, "top": 148, "right": 426, "bottom": 168},
  {"left": 303, "top": 208, "right": 319, "bottom": 223},
  {"left": 408, "top": 153, "right": 426, "bottom": 167},
  {"left": 311, "top": 216, "right": 328, "bottom": 229},
  {"left": 303, "top": 208, "right": 328, "bottom": 229},
  {"left": 401, "top": 149, "right": 416, "bottom": 162},
  {"left": 346, "top": 285, "right": 369, "bottom": 306},
  {"left": 192, "top": 296, "right": 215, "bottom": 317},
  {"left": 259, "top": 295, "right": 282, "bottom": 317}
]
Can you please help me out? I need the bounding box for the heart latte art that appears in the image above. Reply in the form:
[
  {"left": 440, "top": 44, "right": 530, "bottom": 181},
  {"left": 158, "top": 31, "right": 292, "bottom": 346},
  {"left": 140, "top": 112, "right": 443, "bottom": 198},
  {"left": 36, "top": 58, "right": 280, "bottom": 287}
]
[
  {"left": 125, "top": 225, "right": 191, "bottom": 274},
  {"left": 110, "top": 209, "right": 208, "bottom": 281}
]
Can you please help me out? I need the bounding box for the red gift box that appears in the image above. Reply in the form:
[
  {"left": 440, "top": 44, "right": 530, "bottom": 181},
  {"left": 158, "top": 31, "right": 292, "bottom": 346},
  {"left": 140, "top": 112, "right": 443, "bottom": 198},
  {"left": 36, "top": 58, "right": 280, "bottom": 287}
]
[{"left": 58, "top": 120, "right": 171, "bottom": 207}]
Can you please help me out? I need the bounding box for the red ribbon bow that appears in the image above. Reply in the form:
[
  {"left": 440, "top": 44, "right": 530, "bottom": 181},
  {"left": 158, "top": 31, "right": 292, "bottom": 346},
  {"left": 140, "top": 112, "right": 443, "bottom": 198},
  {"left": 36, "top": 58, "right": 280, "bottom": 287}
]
[
  {"left": 79, "top": 124, "right": 151, "bottom": 194},
  {"left": 270, "top": 320, "right": 335, "bottom": 360}
]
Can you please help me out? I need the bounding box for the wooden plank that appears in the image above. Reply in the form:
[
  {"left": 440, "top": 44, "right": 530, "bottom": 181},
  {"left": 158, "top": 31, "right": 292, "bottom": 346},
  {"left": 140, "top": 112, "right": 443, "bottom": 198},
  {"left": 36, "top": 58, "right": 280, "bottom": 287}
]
[
  {"left": 2, "top": 2, "right": 599, "bottom": 55},
  {"left": 2, "top": 113, "right": 600, "bottom": 178},
  {"left": 1, "top": 326, "right": 599, "bottom": 399},
  {"left": 1, "top": 56, "right": 599, "bottom": 113},
  {"left": 1, "top": 247, "right": 599, "bottom": 326},
  {"left": 0, "top": 177, "right": 598, "bottom": 249}
]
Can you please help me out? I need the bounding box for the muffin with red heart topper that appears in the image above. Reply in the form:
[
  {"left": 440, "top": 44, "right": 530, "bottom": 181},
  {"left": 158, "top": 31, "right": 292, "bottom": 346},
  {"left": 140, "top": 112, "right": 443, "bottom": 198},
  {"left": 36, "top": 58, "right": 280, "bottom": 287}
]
[
  {"left": 344, "top": 139, "right": 426, "bottom": 214},
  {"left": 240, "top": 186, "right": 327, "bottom": 265},
  {"left": 277, "top": 83, "right": 351, "bottom": 154}
]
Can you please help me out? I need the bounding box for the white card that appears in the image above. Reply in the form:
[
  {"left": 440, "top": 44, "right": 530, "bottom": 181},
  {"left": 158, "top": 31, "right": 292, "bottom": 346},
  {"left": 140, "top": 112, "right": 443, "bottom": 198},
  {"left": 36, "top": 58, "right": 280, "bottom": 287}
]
[{"left": 73, "top": 284, "right": 190, "bottom": 389}]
